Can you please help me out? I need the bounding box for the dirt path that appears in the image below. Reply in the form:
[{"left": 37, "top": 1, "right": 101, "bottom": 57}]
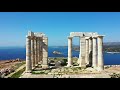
[{"left": 5, "top": 64, "right": 26, "bottom": 78}]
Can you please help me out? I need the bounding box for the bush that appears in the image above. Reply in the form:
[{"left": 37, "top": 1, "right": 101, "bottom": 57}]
[{"left": 110, "top": 73, "right": 120, "bottom": 78}]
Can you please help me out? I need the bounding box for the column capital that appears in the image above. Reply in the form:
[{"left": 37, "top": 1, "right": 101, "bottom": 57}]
[
  {"left": 36, "top": 37, "right": 40, "bottom": 40},
  {"left": 89, "top": 37, "right": 92, "bottom": 40},
  {"left": 92, "top": 36, "right": 97, "bottom": 39},
  {"left": 85, "top": 37, "right": 90, "bottom": 40},
  {"left": 68, "top": 36, "right": 73, "bottom": 39},
  {"left": 31, "top": 36, "right": 36, "bottom": 40},
  {"left": 97, "top": 35, "right": 105, "bottom": 38},
  {"left": 34, "top": 36, "right": 37, "bottom": 40}
]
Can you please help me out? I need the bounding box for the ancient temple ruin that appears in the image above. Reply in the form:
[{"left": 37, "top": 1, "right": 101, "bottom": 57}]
[
  {"left": 25, "top": 31, "right": 105, "bottom": 73},
  {"left": 67, "top": 32, "right": 104, "bottom": 71},
  {"left": 26, "top": 31, "right": 48, "bottom": 73}
]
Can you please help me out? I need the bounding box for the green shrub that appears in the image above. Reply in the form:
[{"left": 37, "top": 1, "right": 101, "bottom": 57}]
[
  {"left": 110, "top": 73, "right": 120, "bottom": 78},
  {"left": 10, "top": 67, "right": 25, "bottom": 78}
]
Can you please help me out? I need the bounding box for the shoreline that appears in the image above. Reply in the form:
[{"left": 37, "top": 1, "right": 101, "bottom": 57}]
[{"left": 106, "top": 52, "right": 120, "bottom": 53}]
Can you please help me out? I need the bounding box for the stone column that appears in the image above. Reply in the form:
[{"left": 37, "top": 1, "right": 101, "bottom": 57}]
[
  {"left": 92, "top": 36, "right": 97, "bottom": 68},
  {"left": 26, "top": 36, "right": 32, "bottom": 73},
  {"left": 89, "top": 37, "right": 92, "bottom": 66},
  {"left": 37, "top": 37, "right": 40, "bottom": 65},
  {"left": 67, "top": 37, "right": 73, "bottom": 67},
  {"left": 42, "top": 37, "right": 48, "bottom": 69},
  {"left": 34, "top": 37, "right": 37, "bottom": 66},
  {"left": 97, "top": 35, "right": 104, "bottom": 71},
  {"left": 39, "top": 37, "right": 43, "bottom": 64},
  {"left": 78, "top": 37, "right": 81, "bottom": 65},
  {"left": 85, "top": 37, "right": 89, "bottom": 65},
  {"left": 31, "top": 36, "right": 35, "bottom": 69},
  {"left": 36, "top": 37, "right": 38, "bottom": 66},
  {"left": 79, "top": 37, "right": 86, "bottom": 68}
]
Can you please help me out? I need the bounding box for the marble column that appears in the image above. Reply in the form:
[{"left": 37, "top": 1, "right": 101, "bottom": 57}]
[
  {"left": 39, "top": 37, "right": 43, "bottom": 64},
  {"left": 34, "top": 37, "right": 37, "bottom": 66},
  {"left": 67, "top": 37, "right": 73, "bottom": 67},
  {"left": 97, "top": 35, "right": 104, "bottom": 71},
  {"left": 37, "top": 37, "right": 40, "bottom": 65},
  {"left": 36, "top": 37, "right": 38, "bottom": 66},
  {"left": 77, "top": 37, "right": 81, "bottom": 64},
  {"left": 42, "top": 37, "right": 48, "bottom": 69},
  {"left": 31, "top": 36, "right": 35, "bottom": 69},
  {"left": 79, "top": 37, "right": 86, "bottom": 68},
  {"left": 89, "top": 37, "right": 92, "bottom": 66},
  {"left": 85, "top": 37, "right": 89, "bottom": 65},
  {"left": 26, "top": 36, "right": 32, "bottom": 73},
  {"left": 92, "top": 36, "right": 97, "bottom": 68}
]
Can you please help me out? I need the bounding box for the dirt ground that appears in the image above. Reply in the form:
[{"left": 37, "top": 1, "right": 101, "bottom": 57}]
[
  {"left": 20, "top": 65, "right": 120, "bottom": 78},
  {"left": 0, "top": 60, "right": 25, "bottom": 70}
]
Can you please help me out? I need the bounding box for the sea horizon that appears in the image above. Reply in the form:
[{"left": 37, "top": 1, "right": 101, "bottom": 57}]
[{"left": 0, "top": 46, "right": 120, "bottom": 65}]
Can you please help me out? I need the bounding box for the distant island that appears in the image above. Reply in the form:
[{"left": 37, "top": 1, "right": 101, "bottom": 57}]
[
  {"left": 72, "top": 47, "right": 80, "bottom": 51},
  {"left": 71, "top": 42, "right": 120, "bottom": 53},
  {"left": 53, "top": 51, "right": 62, "bottom": 54},
  {"left": 103, "top": 43, "right": 120, "bottom": 53}
]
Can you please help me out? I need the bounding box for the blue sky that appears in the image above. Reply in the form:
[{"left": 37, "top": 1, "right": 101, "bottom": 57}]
[{"left": 0, "top": 12, "right": 120, "bottom": 46}]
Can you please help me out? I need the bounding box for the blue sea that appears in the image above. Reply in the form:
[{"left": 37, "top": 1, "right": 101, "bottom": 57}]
[{"left": 0, "top": 46, "right": 120, "bottom": 65}]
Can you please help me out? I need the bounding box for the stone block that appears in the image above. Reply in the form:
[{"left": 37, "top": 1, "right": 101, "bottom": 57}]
[{"left": 42, "top": 65, "right": 49, "bottom": 69}]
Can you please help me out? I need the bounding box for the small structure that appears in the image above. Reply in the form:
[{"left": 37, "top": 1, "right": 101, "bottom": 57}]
[
  {"left": 26, "top": 31, "right": 48, "bottom": 73},
  {"left": 67, "top": 32, "right": 105, "bottom": 71}
]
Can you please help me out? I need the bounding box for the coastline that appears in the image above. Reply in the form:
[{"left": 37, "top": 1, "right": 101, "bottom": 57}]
[{"left": 106, "top": 52, "right": 120, "bottom": 54}]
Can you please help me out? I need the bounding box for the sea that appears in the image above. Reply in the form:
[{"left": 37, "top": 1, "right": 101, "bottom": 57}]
[{"left": 0, "top": 46, "right": 120, "bottom": 65}]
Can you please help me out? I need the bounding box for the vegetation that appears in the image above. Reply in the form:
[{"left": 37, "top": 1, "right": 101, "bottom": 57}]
[
  {"left": 103, "top": 45, "right": 120, "bottom": 52},
  {"left": 109, "top": 73, "right": 120, "bottom": 78},
  {"left": 10, "top": 67, "right": 25, "bottom": 78},
  {"left": 72, "top": 45, "right": 120, "bottom": 52}
]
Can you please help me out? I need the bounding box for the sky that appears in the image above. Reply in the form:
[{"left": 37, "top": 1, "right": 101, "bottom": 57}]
[{"left": 0, "top": 12, "right": 120, "bottom": 47}]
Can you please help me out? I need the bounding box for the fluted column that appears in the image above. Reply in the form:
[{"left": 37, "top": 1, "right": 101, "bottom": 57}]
[
  {"left": 42, "top": 36, "right": 48, "bottom": 69},
  {"left": 97, "top": 35, "right": 104, "bottom": 71},
  {"left": 34, "top": 37, "right": 37, "bottom": 66},
  {"left": 39, "top": 37, "right": 43, "bottom": 64},
  {"left": 31, "top": 36, "right": 35, "bottom": 69},
  {"left": 85, "top": 37, "right": 89, "bottom": 65},
  {"left": 26, "top": 35, "right": 32, "bottom": 73},
  {"left": 92, "top": 36, "right": 97, "bottom": 68},
  {"left": 37, "top": 37, "right": 40, "bottom": 65},
  {"left": 67, "top": 37, "right": 73, "bottom": 67},
  {"left": 89, "top": 37, "right": 92, "bottom": 66},
  {"left": 36, "top": 37, "right": 38, "bottom": 66},
  {"left": 77, "top": 36, "right": 81, "bottom": 64},
  {"left": 79, "top": 37, "right": 86, "bottom": 68}
]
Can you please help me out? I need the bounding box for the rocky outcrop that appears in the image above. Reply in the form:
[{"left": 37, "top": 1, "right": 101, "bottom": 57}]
[
  {"left": 53, "top": 51, "right": 62, "bottom": 54},
  {"left": 0, "top": 68, "right": 15, "bottom": 78}
]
